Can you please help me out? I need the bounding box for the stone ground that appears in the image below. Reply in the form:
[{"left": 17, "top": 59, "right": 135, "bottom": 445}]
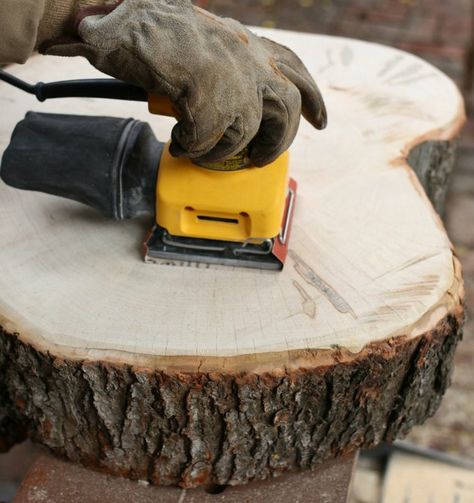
[{"left": 1, "top": 0, "right": 474, "bottom": 499}]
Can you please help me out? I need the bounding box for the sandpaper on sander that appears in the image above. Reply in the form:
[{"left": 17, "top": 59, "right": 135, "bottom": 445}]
[{"left": 0, "top": 70, "right": 297, "bottom": 270}]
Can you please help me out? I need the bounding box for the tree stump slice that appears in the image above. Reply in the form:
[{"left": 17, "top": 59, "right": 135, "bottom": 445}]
[{"left": 0, "top": 31, "right": 466, "bottom": 487}]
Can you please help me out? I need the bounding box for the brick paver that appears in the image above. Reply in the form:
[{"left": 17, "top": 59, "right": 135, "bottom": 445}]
[{"left": 11, "top": 454, "right": 355, "bottom": 503}]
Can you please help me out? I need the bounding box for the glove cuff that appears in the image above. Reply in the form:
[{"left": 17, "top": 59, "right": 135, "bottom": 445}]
[{"left": 37, "top": 0, "right": 111, "bottom": 47}]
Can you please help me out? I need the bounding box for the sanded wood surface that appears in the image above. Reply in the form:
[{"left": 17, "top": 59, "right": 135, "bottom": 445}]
[{"left": 0, "top": 29, "right": 466, "bottom": 487}]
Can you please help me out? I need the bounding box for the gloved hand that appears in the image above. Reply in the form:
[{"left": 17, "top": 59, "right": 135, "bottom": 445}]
[{"left": 39, "top": 0, "right": 327, "bottom": 167}]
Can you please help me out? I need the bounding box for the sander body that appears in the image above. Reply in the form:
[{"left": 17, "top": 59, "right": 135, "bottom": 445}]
[{"left": 0, "top": 70, "right": 297, "bottom": 270}]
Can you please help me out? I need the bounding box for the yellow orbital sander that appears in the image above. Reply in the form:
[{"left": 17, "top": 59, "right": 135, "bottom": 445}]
[{"left": 0, "top": 70, "right": 296, "bottom": 270}]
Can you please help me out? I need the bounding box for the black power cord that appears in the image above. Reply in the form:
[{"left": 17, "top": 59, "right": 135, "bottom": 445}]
[{"left": 0, "top": 69, "right": 148, "bottom": 102}]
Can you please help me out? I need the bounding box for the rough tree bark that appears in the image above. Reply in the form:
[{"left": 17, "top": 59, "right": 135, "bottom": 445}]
[
  {"left": 408, "top": 140, "right": 457, "bottom": 215},
  {"left": 0, "top": 308, "right": 464, "bottom": 487}
]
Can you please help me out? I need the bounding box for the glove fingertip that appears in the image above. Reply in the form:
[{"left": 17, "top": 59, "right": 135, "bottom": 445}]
[
  {"left": 304, "top": 99, "right": 328, "bottom": 130},
  {"left": 169, "top": 138, "right": 186, "bottom": 158},
  {"left": 250, "top": 155, "right": 272, "bottom": 168},
  {"left": 249, "top": 140, "right": 283, "bottom": 167},
  {"left": 250, "top": 149, "right": 280, "bottom": 167}
]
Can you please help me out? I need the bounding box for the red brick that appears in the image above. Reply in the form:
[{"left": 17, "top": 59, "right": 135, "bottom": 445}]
[
  {"left": 459, "top": 119, "right": 474, "bottom": 149},
  {"left": 0, "top": 442, "right": 40, "bottom": 502},
  {"left": 402, "top": 14, "right": 439, "bottom": 45},
  {"left": 439, "top": 18, "right": 474, "bottom": 46},
  {"left": 13, "top": 454, "right": 357, "bottom": 503},
  {"left": 356, "top": 22, "right": 404, "bottom": 44},
  {"left": 342, "top": 4, "right": 409, "bottom": 24},
  {"left": 397, "top": 41, "right": 467, "bottom": 58},
  {"left": 416, "top": 0, "right": 472, "bottom": 18},
  {"left": 445, "top": 193, "right": 474, "bottom": 247}
]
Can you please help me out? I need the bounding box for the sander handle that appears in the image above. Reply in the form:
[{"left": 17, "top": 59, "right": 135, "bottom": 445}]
[
  {"left": 0, "top": 69, "right": 177, "bottom": 118},
  {"left": 0, "top": 69, "right": 148, "bottom": 102}
]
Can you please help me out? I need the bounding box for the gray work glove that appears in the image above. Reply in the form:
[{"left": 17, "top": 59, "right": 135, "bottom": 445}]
[{"left": 40, "top": 0, "right": 327, "bottom": 167}]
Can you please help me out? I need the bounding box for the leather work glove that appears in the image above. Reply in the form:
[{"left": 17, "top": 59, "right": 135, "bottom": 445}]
[{"left": 39, "top": 0, "right": 327, "bottom": 167}]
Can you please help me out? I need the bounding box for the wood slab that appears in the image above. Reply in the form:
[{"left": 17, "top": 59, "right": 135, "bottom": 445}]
[{"left": 0, "top": 29, "right": 466, "bottom": 487}]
